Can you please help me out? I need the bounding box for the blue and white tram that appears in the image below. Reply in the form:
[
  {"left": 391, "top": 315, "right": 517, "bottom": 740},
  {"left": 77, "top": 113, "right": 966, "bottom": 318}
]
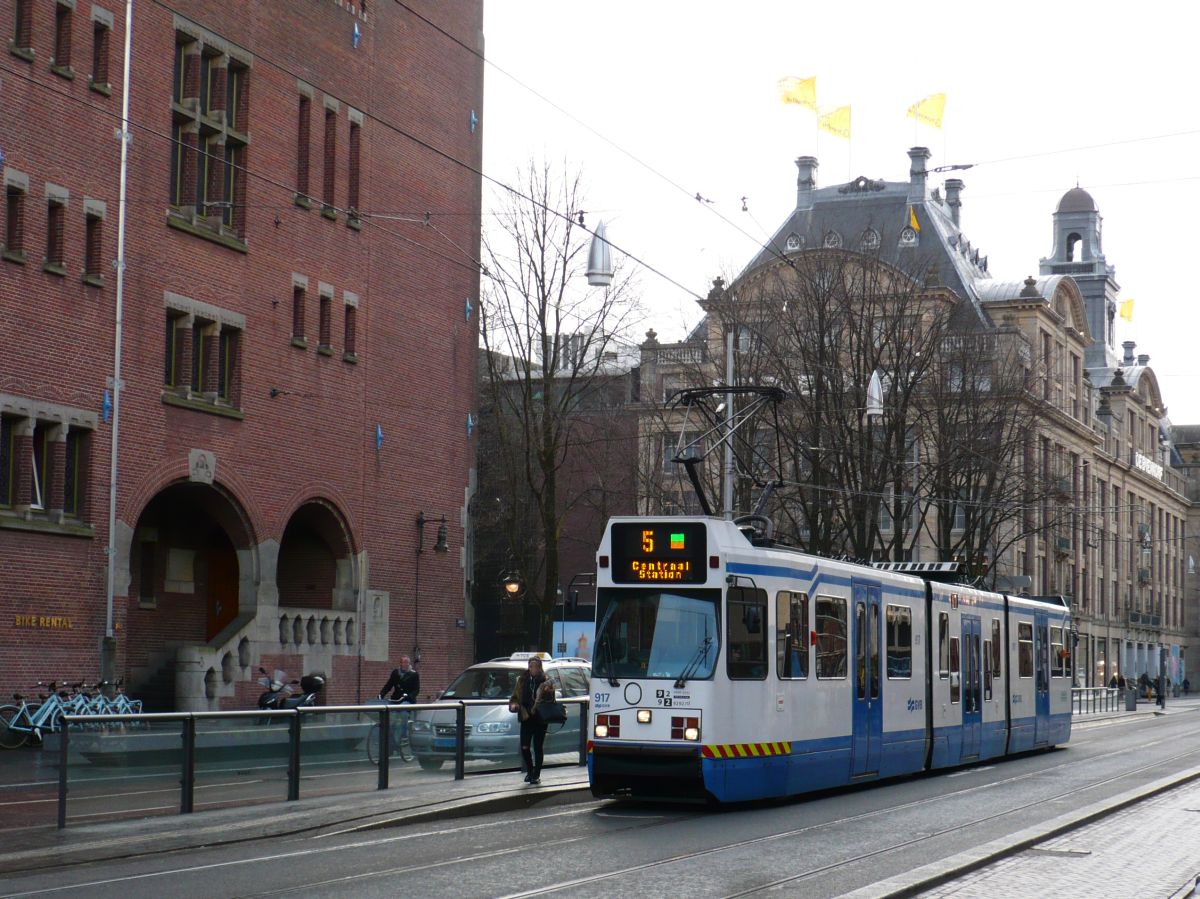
[{"left": 588, "top": 517, "right": 1072, "bottom": 803}]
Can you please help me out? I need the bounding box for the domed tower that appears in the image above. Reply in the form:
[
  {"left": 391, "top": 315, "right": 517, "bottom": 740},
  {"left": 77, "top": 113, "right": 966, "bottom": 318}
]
[{"left": 1039, "top": 187, "right": 1120, "bottom": 367}]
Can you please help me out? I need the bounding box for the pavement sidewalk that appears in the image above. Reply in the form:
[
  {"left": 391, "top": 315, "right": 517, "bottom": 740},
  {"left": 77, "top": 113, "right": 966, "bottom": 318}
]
[{"left": 0, "top": 763, "right": 592, "bottom": 876}]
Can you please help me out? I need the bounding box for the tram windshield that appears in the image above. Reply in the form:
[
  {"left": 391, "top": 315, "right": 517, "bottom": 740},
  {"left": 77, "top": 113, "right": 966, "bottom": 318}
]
[{"left": 594, "top": 588, "right": 720, "bottom": 680}]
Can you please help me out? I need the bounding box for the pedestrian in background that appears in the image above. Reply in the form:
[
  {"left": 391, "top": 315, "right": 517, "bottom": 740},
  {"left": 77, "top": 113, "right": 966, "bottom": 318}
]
[{"left": 509, "top": 656, "right": 555, "bottom": 785}]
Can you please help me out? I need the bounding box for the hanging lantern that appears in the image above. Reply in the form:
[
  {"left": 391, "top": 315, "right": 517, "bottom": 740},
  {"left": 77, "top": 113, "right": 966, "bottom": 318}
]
[{"left": 586, "top": 221, "right": 614, "bottom": 287}]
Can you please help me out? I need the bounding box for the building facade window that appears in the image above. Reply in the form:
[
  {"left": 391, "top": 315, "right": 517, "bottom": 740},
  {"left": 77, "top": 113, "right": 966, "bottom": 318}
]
[
  {"left": 164, "top": 313, "right": 183, "bottom": 387},
  {"left": 0, "top": 417, "right": 13, "bottom": 507},
  {"left": 167, "top": 27, "right": 250, "bottom": 249},
  {"left": 343, "top": 292, "right": 358, "bottom": 360},
  {"left": 84, "top": 204, "right": 104, "bottom": 284},
  {"left": 322, "top": 105, "right": 337, "bottom": 216},
  {"left": 4, "top": 181, "right": 27, "bottom": 262},
  {"left": 12, "top": 0, "right": 33, "bottom": 58},
  {"left": 90, "top": 13, "right": 110, "bottom": 92},
  {"left": 296, "top": 94, "right": 311, "bottom": 202},
  {"left": 217, "top": 328, "right": 237, "bottom": 401},
  {"left": 0, "top": 397, "right": 98, "bottom": 530},
  {"left": 52, "top": 1, "right": 73, "bottom": 75},
  {"left": 347, "top": 118, "right": 361, "bottom": 218},
  {"left": 291, "top": 283, "right": 306, "bottom": 344},
  {"left": 45, "top": 198, "right": 66, "bottom": 274},
  {"left": 30, "top": 422, "right": 50, "bottom": 510},
  {"left": 63, "top": 429, "right": 85, "bottom": 517},
  {"left": 318, "top": 290, "right": 332, "bottom": 351}
]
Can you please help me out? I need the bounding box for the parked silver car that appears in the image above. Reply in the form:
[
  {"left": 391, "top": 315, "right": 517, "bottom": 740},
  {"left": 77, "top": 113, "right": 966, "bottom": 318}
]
[{"left": 409, "top": 653, "right": 591, "bottom": 770}]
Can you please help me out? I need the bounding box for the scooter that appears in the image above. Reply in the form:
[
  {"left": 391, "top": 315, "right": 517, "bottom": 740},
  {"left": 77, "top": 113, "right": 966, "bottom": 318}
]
[
  {"left": 256, "top": 668, "right": 297, "bottom": 711},
  {"left": 281, "top": 674, "right": 326, "bottom": 710}
]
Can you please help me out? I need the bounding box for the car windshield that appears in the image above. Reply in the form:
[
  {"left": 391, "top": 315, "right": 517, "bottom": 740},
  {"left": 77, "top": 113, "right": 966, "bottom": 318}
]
[
  {"left": 441, "top": 668, "right": 520, "bottom": 700},
  {"left": 594, "top": 588, "right": 720, "bottom": 680}
]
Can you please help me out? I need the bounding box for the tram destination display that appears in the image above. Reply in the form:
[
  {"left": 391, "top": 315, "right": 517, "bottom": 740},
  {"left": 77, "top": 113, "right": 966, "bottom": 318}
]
[{"left": 610, "top": 522, "right": 707, "bottom": 583}]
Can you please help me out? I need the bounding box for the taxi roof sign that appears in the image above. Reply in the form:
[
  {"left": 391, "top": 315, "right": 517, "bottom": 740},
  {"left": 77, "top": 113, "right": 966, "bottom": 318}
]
[{"left": 509, "top": 651, "right": 551, "bottom": 661}]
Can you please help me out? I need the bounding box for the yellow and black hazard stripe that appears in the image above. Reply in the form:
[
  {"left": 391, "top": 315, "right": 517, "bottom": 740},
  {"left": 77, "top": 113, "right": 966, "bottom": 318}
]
[{"left": 702, "top": 742, "right": 791, "bottom": 759}]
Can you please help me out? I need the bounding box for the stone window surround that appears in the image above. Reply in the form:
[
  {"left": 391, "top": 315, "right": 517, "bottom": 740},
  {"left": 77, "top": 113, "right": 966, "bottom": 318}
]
[
  {"left": 4, "top": 169, "right": 30, "bottom": 264},
  {"left": 89, "top": 5, "right": 114, "bottom": 95},
  {"left": 0, "top": 393, "right": 97, "bottom": 536},
  {"left": 162, "top": 290, "right": 245, "bottom": 419},
  {"left": 342, "top": 290, "right": 359, "bottom": 363},
  {"left": 290, "top": 273, "right": 309, "bottom": 348}
]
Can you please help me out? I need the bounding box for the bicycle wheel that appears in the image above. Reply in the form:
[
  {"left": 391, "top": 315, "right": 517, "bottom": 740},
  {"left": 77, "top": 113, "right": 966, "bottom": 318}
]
[
  {"left": 0, "top": 705, "right": 29, "bottom": 749},
  {"left": 367, "top": 722, "right": 382, "bottom": 765}
]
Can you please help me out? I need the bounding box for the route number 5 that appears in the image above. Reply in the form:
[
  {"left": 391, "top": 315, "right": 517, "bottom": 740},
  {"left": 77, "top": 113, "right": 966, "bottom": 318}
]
[{"left": 642, "top": 529, "right": 654, "bottom": 553}]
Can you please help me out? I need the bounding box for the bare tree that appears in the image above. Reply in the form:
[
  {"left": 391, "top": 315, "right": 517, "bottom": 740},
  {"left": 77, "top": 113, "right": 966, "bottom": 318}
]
[{"left": 479, "top": 161, "right": 639, "bottom": 647}]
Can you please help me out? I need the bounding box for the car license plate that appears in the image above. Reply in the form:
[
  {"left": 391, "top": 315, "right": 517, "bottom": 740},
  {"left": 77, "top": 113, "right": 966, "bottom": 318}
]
[{"left": 434, "top": 738, "right": 456, "bottom": 750}]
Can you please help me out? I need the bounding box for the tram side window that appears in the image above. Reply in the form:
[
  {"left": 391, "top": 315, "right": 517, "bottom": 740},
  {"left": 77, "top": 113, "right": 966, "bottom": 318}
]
[
  {"left": 983, "top": 639, "right": 993, "bottom": 701},
  {"left": 949, "top": 637, "right": 961, "bottom": 704},
  {"left": 1018, "top": 622, "right": 1034, "bottom": 678},
  {"left": 886, "top": 605, "right": 912, "bottom": 679},
  {"left": 776, "top": 591, "right": 809, "bottom": 680},
  {"left": 1050, "top": 626, "right": 1065, "bottom": 678},
  {"left": 727, "top": 586, "right": 768, "bottom": 680},
  {"left": 815, "top": 596, "right": 848, "bottom": 679},
  {"left": 938, "top": 612, "right": 950, "bottom": 679},
  {"left": 991, "top": 619, "right": 1002, "bottom": 679}
]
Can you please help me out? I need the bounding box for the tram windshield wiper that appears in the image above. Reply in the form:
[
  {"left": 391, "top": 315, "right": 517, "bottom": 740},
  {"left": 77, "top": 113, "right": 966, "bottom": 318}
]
[
  {"left": 674, "top": 636, "right": 713, "bottom": 689},
  {"left": 598, "top": 634, "right": 619, "bottom": 687}
]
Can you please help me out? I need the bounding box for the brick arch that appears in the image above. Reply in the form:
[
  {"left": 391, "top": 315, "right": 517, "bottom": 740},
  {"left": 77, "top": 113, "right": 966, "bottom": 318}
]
[
  {"left": 276, "top": 483, "right": 359, "bottom": 553},
  {"left": 121, "top": 461, "right": 266, "bottom": 548}
]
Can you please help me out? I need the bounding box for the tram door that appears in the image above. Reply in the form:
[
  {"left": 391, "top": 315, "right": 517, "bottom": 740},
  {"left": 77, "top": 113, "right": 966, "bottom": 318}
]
[
  {"left": 1034, "top": 612, "right": 1051, "bottom": 744},
  {"left": 851, "top": 581, "right": 882, "bottom": 777},
  {"left": 961, "top": 616, "right": 982, "bottom": 758}
]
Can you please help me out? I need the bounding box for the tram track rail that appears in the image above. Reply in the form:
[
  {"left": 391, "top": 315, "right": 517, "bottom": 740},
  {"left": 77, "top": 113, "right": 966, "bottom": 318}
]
[{"left": 499, "top": 724, "right": 1200, "bottom": 898}]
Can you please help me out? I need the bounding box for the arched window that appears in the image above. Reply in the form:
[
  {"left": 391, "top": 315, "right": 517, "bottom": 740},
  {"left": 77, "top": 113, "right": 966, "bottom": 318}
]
[{"left": 1066, "top": 232, "right": 1082, "bottom": 261}]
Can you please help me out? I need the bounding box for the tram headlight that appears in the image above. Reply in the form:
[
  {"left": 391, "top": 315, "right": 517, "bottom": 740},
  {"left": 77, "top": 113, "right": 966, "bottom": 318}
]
[
  {"left": 636, "top": 709, "right": 652, "bottom": 724},
  {"left": 672, "top": 716, "right": 700, "bottom": 741},
  {"left": 683, "top": 726, "right": 700, "bottom": 741},
  {"left": 595, "top": 714, "right": 620, "bottom": 738},
  {"left": 594, "top": 724, "right": 608, "bottom": 738}
]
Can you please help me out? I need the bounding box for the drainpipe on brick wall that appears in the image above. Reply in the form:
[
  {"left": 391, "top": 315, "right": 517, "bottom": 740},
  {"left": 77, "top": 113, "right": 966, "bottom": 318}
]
[{"left": 102, "top": 0, "right": 134, "bottom": 684}]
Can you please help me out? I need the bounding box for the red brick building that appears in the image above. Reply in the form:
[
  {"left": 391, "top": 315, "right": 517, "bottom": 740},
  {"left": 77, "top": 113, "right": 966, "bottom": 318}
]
[{"left": 0, "top": 0, "right": 483, "bottom": 708}]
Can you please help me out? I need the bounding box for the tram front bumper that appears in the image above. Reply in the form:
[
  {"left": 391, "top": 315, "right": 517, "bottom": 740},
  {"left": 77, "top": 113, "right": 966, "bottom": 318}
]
[{"left": 589, "top": 741, "right": 707, "bottom": 801}]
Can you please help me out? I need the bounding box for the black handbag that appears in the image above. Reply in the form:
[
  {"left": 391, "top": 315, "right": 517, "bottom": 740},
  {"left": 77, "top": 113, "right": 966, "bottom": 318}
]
[{"left": 535, "top": 700, "right": 568, "bottom": 725}]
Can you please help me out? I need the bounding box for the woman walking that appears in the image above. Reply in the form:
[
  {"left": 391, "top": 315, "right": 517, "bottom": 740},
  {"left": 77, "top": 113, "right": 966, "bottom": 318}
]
[{"left": 510, "top": 656, "right": 555, "bottom": 784}]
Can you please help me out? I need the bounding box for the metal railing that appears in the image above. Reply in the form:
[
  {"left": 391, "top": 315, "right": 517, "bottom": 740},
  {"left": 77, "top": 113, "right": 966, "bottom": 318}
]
[
  {"left": 1071, "top": 686, "right": 1120, "bottom": 715},
  {"left": 58, "top": 696, "right": 589, "bottom": 829}
]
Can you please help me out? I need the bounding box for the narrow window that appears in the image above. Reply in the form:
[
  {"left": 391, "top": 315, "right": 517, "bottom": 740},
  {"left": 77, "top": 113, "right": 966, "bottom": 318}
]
[
  {"left": 172, "top": 40, "right": 187, "bottom": 103},
  {"left": 886, "top": 605, "right": 912, "bottom": 679},
  {"left": 726, "top": 586, "right": 767, "bottom": 680},
  {"left": 983, "top": 639, "right": 993, "bottom": 701},
  {"left": 869, "top": 604, "right": 881, "bottom": 699},
  {"left": 0, "top": 417, "right": 14, "bottom": 507},
  {"left": 291, "top": 285, "right": 305, "bottom": 341},
  {"left": 296, "top": 96, "right": 311, "bottom": 197},
  {"left": 53, "top": 3, "right": 73, "bottom": 71},
  {"left": 13, "top": 0, "right": 32, "bottom": 53},
  {"left": 163, "top": 314, "right": 180, "bottom": 386},
  {"left": 815, "top": 596, "right": 847, "bottom": 679},
  {"left": 776, "top": 591, "right": 808, "bottom": 680},
  {"left": 199, "top": 52, "right": 213, "bottom": 115},
  {"left": 319, "top": 292, "right": 331, "bottom": 348},
  {"left": 191, "top": 321, "right": 206, "bottom": 390},
  {"left": 1018, "top": 621, "right": 1033, "bottom": 678},
  {"left": 343, "top": 303, "right": 357, "bottom": 356},
  {"left": 855, "top": 602, "right": 866, "bottom": 699},
  {"left": 84, "top": 212, "right": 103, "bottom": 281},
  {"left": 1050, "top": 625, "right": 1065, "bottom": 678},
  {"left": 45, "top": 200, "right": 65, "bottom": 271},
  {"left": 169, "top": 124, "right": 186, "bottom": 207},
  {"left": 5, "top": 186, "right": 26, "bottom": 259},
  {"left": 323, "top": 108, "right": 337, "bottom": 209},
  {"left": 217, "top": 329, "right": 236, "bottom": 401},
  {"left": 949, "top": 636, "right": 961, "bottom": 704},
  {"left": 991, "top": 618, "right": 1001, "bottom": 679},
  {"left": 938, "top": 611, "right": 950, "bottom": 678},
  {"left": 91, "top": 20, "right": 110, "bottom": 87},
  {"left": 222, "top": 143, "right": 238, "bottom": 228},
  {"left": 347, "top": 120, "right": 361, "bottom": 214},
  {"left": 63, "top": 429, "right": 83, "bottom": 517},
  {"left": 225, "top": 64, "right": 243, "bottom": 131},
  {"left": 30, "top": 423, "right": 49, "bottom": 511}
]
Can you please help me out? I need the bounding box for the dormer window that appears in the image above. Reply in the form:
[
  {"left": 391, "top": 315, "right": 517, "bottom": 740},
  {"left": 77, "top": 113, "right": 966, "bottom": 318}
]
[
  {"left": 860, "top": 229, "right": 880, "bottom": 251},
  {"left": 822, "top": 230, "right": 842, "bottom": 249},
  {"left": 898, "top": 227, "right": 918, "bottom": 248},
  {"left": 785, "top": 233, "right": 802, "bottom": 252}
]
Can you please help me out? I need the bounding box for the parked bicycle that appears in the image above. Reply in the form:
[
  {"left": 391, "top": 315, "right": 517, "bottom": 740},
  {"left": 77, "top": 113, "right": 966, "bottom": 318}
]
[
  {"left": 366, "top": 698, "right": 414, "bottom": 765},
  {"left": 0, "top": 680, "right": 144, "bottom": 748}
]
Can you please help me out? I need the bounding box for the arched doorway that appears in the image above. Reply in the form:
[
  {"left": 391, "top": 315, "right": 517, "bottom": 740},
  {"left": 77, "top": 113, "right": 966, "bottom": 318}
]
[
  {"left": 277, "top": 500, "right": 354, "bottom": 610},
  {"left": 126, "top": 481, "right": 253, "bottom": 709}
]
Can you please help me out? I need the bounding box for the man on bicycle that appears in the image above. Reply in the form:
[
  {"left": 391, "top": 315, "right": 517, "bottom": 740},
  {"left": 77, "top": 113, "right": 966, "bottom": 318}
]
[{"left": 379, "top": 655, "right": 420, "bottom": 703}]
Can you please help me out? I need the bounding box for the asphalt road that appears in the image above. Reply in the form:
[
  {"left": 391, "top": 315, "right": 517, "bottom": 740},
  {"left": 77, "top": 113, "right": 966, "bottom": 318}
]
[{"left": 3, "top": 711, "right": 1199, "bottom": 898}]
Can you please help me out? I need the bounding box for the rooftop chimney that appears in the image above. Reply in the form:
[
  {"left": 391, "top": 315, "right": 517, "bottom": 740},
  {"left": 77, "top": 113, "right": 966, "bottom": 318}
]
[
  {"left": 1122, "top": 340, "right": 1136, "bottom": 365},
  {"left": 908, "top": 147, "right": 931, "bottom": 204},
  {"left": 1137, "top": 353, "right": 1150, "bottom": 366},
  {"left": 944, "top": 178, "right": 964, "bottom": 228},
  {"left": 796, "top": 156, "right": 818, "bottom": 211}
]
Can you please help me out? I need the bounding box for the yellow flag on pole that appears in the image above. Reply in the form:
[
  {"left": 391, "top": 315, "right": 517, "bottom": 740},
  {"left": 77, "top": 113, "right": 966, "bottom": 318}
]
[
  {"left": 906, "top": 93, "right": 946, "bottom": 129},
  {"left": 1118, "top": 298, "right": 1134, "bottom": 322},
  {"left": 818, "top": 106, "right": 851, "bottom": 140},
  {"left": 778, "top": 76, "right": 817, "bottom": 111},
  {"left": 908, "top": 205, "right": 921, "bottom": 233}
]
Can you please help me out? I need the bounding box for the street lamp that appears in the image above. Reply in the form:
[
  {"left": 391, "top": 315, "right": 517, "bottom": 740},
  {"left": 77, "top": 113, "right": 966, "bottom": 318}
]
[{"left": 413, "top": 512, "right": 449, "bottom": 663}]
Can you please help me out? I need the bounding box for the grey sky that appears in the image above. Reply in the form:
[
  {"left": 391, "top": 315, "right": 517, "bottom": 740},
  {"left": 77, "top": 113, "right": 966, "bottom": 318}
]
[{"left": 482, "top": 1, "right": 1199, "bottom": 423}]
